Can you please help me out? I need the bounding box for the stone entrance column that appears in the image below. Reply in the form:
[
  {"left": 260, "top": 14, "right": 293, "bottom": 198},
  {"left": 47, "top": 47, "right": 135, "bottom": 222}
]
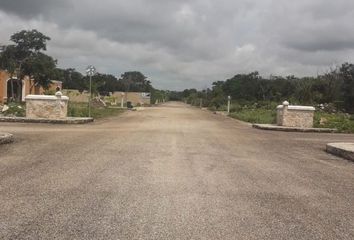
[{"left": 25, "top": 93, "right": 69, "bottom": 119}]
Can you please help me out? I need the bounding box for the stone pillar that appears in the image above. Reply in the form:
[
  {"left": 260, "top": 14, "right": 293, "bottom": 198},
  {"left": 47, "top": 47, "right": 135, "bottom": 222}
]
[
  {"left": 276, "top": 100, "right": 315, "bottom": 128},
  {"left": 277, "top": 100, "right": 289, "bottom": 126},
  {"left": 25, "top": 93, "right": 69, "bottom": 119},
  {"left": 282, "top": 101, "right": 289, "bottom": 125}
]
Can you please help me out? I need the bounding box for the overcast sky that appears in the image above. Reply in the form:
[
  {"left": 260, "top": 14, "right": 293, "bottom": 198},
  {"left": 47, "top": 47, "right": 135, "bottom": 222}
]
[{"left": 1, "top": 0, "right": 354, "bottom": 90}]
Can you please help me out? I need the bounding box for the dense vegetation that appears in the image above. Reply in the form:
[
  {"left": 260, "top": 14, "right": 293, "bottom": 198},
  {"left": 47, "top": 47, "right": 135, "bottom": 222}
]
[
  {"left": 172, "top": 66, "right": 354, "bottom": 114},
  {"left": 170, "top": 66, "right": 354, "bottom": 132}
]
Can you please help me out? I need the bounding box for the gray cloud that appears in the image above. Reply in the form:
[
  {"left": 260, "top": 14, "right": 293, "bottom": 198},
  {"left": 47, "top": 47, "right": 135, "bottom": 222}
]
[
  {"left": 261, "top": 0, "right": 354, "bottom": 52},
  {"left": 1, "top": 0, "right": 354, "bottom": 90},
  {"left": 0, "top": 0, "right": 70, "bottom": 18}
]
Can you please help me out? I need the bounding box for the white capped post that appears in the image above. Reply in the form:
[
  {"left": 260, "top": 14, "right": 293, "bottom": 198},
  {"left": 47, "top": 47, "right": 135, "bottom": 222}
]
[
  {"left": 227, "top": 96, "right": 231, "bottom": 114},
  {"left": 121, "top": 92, "right": 125, "bottom": 108}
]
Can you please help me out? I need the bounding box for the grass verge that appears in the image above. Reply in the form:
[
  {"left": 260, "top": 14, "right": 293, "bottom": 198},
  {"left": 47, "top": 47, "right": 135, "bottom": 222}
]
[
  {"left": 229, "top": 109, "right": 276, "bottom": 124},
  {"left": 314, "top": 112, "right": 354, "bottom": 133},
  {"left": 1, "top": 102, "right": 125, "bottom": 119},
  {"left": 226, "top": 102, "right": 354, "bottom": 133},
  {"left": 68, "top": 102, "right": 125, "bottom": 119}
]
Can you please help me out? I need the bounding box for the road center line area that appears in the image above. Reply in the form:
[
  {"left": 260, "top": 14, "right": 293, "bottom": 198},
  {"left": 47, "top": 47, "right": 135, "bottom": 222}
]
[{"left": 1, "top": 102, "right": 354, "bottom": 239}]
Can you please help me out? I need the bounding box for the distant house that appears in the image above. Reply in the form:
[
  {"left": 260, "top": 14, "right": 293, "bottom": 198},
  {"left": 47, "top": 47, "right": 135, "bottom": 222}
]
[{"left": 0, "top": 70, "right": 62, "bottom": 104}]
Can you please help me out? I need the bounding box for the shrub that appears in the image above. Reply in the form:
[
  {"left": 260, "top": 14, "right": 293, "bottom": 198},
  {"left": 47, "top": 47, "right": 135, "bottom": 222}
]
[
  {"left": 67, "top": 102, "right": 124, "bottom": 119},
  {"left": 3, "top": 103, "right": 26, "bottom": 117},
  {"left": 230, "top": 109, "right": 276, "bottom": 124},
  {"left": 314, "top": 112, "right": 354, "bottom": 133}
]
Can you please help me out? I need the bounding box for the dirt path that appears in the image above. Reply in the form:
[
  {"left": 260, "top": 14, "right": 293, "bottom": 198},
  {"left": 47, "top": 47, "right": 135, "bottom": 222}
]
[{"left": 1, "top": 102, "right": 354, "bottom": 239}]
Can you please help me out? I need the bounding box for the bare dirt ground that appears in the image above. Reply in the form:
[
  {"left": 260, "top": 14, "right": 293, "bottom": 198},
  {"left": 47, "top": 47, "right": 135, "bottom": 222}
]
[{"left": 1, "top": 102, "right": 354, "bottom": 239}]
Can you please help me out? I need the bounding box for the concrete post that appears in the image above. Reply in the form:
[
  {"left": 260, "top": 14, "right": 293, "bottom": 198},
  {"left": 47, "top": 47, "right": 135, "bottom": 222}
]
[
  {"left": 121, "top": 93, "right": 125, "bottom": 108},
  {"left": 282, "top": 101, "right": 289, "bottom": 125}
]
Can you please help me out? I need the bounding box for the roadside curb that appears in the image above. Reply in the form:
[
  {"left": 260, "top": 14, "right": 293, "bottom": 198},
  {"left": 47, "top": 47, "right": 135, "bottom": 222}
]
[
  {"left": 326, "top": 143, "right": 354, "bottom": 161},
  {"left": 0, "top": 117, "right": 94, "bottom": 124},
  {"left": 253, "top": 124, "right": 337, "bottom": 133},
  {"left": 0, "top": 132, "right": 14, "bottom": 145}
]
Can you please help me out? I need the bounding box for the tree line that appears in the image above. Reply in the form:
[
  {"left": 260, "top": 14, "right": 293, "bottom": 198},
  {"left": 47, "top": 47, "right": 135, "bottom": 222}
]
[
  {"left": 170, "top": 66, "right": 354, "bottom": 114},
  {"left": 54, "top": 69, "right": 153, "bottom": 95}
]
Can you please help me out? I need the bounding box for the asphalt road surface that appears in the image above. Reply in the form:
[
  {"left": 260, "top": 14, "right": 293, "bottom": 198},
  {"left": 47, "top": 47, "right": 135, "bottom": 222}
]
[{"left": 1, "top": 102, "right": 354, "bottom": 239}]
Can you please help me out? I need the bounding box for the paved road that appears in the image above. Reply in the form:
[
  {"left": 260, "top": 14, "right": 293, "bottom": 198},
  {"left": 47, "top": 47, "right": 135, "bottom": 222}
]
[{"left": 1, "top": 102, "right": 354, "bottom": 239}]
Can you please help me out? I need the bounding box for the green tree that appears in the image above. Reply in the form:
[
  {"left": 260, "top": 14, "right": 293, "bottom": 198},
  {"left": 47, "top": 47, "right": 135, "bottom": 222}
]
[
  {"left": 221, "top": 72, "right": 261, "bottom": 101},
  {"left": 0, "top": 45, "right": 17, "bottom": 74},
  {"left": 320, "top": 69, "right": 343, "bottom": 104},
  {"left": 340, "top": 63, "right": 354, "bottom": 113},
  {"left": 10, "top": 29, "right": 50, "bottom": 55},
  {"left": 119, "top": 71, "right": 152, "bottom": 92},
  {"left": 293, "top": 78, "right": 315, "bottom": 104},
  {"left": 23, "top": 52, "right": 57, "bottom": 90},
  {"left": 210, "top": 82, "right": 226, "bottom": 109},
  {"left": 151, "top": 89, "right": 168, "bottom": 104},
  {"left": 53, "top": 68, "right": 85, "bottom": 91},
  {"left": 0, "top": 45, "right": 18, "bottom": 99},
  {"left": 0, "top": 29, "right": 55, "bottom": 101},
  {"left": 94, "top": 73, "right": 121, "bottom": 95},
  {"left": 168, "top": 91, "right": 184, "bottom": 101}
]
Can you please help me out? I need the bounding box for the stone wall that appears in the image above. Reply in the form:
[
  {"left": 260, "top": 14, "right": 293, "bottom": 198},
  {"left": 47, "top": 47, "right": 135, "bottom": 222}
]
[
  {"left": 25, "top": 93, "right": 69, "bottom": 119},
  {"left": 277, "top": 101, "right": 315, "bottom": 128},
  {"left": 62, "top": 89, "right": 89, "bottom": 103},
  {"left": 61, "top": 90, "right": 151, "bottom": 106},
  {"left": 110, "top": 92, "right": 151, "bottom": 106}
]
